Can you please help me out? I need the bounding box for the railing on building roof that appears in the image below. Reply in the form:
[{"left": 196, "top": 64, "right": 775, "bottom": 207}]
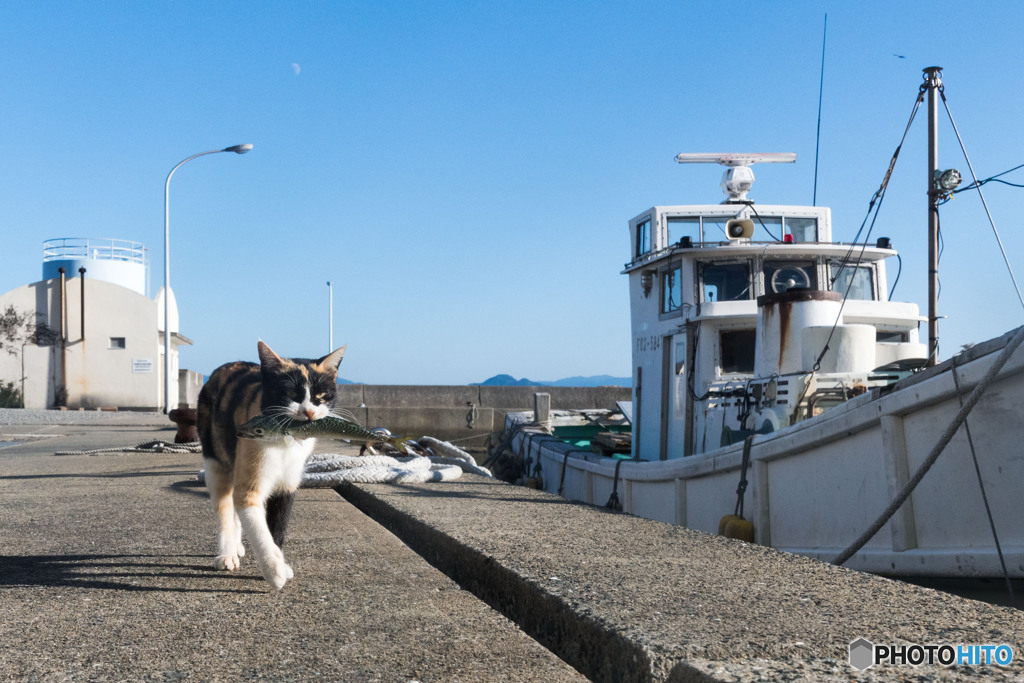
[{"left": 42, "top": 238, "right": 148, "bottom": 267}]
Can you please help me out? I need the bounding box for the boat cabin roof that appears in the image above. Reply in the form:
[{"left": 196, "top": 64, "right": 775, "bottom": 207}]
[{"left": 623, "top": 203, "right": 894, "bottom": 274}]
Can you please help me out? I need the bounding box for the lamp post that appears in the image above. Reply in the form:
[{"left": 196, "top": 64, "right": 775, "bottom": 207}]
[
  {"left": 327, "top": 281, "right": 334, "bottom": 353},
  {"left": 163, "top": 144, "right": 252, "bottom": 413}
]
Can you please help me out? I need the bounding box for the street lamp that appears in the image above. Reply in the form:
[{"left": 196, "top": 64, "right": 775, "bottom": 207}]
[
  {"left": 163, "top": 144, "right": 252, "bottom": 413},
  {"left": 327, "top": 281, "right": 334, "bottom": 353}
]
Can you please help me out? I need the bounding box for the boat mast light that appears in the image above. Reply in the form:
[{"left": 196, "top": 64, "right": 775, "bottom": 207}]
[
  {"left": 675, "top": 153, "right": 797, "bottom": 202},
  {"left": 935, "top": 168, "right": 962, "bottom": 191}
]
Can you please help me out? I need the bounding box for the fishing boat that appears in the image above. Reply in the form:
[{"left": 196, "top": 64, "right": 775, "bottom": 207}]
[{"left": 497, "top": 67, "right": 1024, "bottom": 582}]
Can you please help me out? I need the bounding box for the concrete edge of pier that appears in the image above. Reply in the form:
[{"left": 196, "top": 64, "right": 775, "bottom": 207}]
[{"left": 339, "top": 476, "right": 1024, "bottom": 682}]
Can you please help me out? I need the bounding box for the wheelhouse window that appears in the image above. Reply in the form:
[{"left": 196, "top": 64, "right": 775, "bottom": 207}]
[
  {"left": 763, "top": 260, "right": 817, "bottom": 294},
  {"left": 702, "top": 216, "right": 732, "bottom": 240},
  {"left": 720, "top": 329, "right": 755, "bottom": 374},
  {"left": 635, "top": 218, "right": 651, "bottom": 257},
  {"left": 787, "top": 217, "right": 818, "bottom": 242},
  {"left": 830, "top": 262, "right": 875, "bottom": 300},
  {"left": 750, "top": 215, "right": 783, "bottom": 240},
  {"left": 661, "top": 260, "right": 683, "bottom": 314},
  {"left": 876, "top": 330, "right": 908, "bottom": 343},
  {"left": 668, "top": 216, "right": 700, "bottom": 245},
  {"left": 702, "top": 262, "right": 751, "bottom": 302}
]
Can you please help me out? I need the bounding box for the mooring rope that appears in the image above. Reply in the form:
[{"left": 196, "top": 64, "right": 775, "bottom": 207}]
[
  {"left": 186, "top": 436, "right": 492, "bottom": 487},
  {"left": 55, "top": 440, "right": 203, "bottom": 456},
  {"left": 303, "top": 437, "right": 493, "bottom": 485},
  {"left": 832, "top": 324, "right": 1024, "bottom": 567},
  {"left": 54, "top": 429, "right": 494, "bottom": 487},
  {"left": 302, "top": 453, "right": 464, "bottom": 486}
]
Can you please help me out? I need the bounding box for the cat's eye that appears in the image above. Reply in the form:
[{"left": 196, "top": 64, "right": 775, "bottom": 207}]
[{"left": 315, "top": 393, "right": 329, "bottom": 402}]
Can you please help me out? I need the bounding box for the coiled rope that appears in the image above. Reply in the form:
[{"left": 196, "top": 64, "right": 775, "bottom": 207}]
[
  {"left": 300, "top": 437, "right": 494, "bottom": 486},
  {"left": 55, "top": 440, "right": 203, "bottom": 456},
  {"left": 192, "top": 436, "right": 492, "bottom": 487},
  {"left": 56, "top": 432, "right": 493, "bottom": 486},
  {"left": 302, "top": 452, "right": 463, "bottom": 486}
]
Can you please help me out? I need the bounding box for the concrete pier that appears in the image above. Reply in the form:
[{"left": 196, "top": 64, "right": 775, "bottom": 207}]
[
  {"left": 335, "top": 384, "right": 630, "bottom": 443},
  {"left": 1, "top": 410, "right": 1021, "bottom": 681}
]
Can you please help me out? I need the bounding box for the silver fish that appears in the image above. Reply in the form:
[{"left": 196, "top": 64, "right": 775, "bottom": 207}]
[{"left": 237, "top": 413, "right": 412, "bottom": 454}]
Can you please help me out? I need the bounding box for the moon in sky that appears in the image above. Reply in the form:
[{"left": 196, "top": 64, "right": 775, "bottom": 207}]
[{"left": 291, "top": 62, "right": 301, "bottom": 75}]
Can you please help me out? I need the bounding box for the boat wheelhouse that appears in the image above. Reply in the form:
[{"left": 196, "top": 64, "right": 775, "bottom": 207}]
[{"left": 624, "top": 154, "right": 926, "bottom": 460}]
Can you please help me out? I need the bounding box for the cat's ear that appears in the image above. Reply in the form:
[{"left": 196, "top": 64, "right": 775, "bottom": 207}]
[
  {"left": 257, "top": 340, "right": 286, "bottom": 370},
  {"left": 318, "top": 345, "right": 346, "bottom": 373}
]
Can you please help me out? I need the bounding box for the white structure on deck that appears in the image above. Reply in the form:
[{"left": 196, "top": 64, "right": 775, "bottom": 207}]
[{"left": 0, "top": 238, "right": 196, "bottom": 410}]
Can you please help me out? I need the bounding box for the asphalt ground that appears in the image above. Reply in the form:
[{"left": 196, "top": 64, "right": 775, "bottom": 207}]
[
  {"left": 2, "top": 411, "right": 1023, "bottom": 681},
  {"left": 0, "top": 414, "right": 583, "bottom": 682}
]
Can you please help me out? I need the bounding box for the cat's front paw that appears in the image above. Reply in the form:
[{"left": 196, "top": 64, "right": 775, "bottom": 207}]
[
  {"left": 214, "top": 554, "right": 240, "bottom": 571},
  {"left": 261, "top": 559, "right": 291, "bottom": 590}
]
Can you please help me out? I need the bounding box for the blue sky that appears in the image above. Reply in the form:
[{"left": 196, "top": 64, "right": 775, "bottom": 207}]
[{"left": 2, "top": 1, "right": 1023, "bottom": 384}]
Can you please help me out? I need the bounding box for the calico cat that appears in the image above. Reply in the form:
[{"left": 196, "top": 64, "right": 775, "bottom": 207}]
[{"left": 197, "top": 340, "right": 346, "bottom": 590}]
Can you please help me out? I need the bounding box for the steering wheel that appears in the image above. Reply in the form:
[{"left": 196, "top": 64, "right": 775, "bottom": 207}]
[{"left": 770, "top": 267, "right": 810, "bottom": 293}]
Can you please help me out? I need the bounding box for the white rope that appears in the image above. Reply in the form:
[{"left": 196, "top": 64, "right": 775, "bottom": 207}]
[
  {"left": 302, "top": 454, "right": 464, "bottom": 487},
  {"left": 194, "top": 435, "right": 494, "bottom": 487},
  {"left": 56, "top": 440, "right": 203, "bottom": 456},
  {"left": 416, "top": 436, "right": 494, "bottom": 477}
]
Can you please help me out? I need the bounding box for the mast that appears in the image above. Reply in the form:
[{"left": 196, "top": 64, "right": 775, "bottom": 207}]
[{"left": 925, "top": 66, "right": 942, "bottom": 366}]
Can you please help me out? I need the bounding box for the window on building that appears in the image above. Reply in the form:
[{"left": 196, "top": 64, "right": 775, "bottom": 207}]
[
  {"left": 702, "top": 262, "right": 751, "bottom": 302},
  {"left": 110, "top": 337, "right": 126, "bottom": 349},
  {"left": 720, "top": 330, "right": 755, "bottom": 374}
]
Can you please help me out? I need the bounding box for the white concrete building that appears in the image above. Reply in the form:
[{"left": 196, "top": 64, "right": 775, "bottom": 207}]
[{"left": 0, "top": 238, "right": 196, "bottom": 410}]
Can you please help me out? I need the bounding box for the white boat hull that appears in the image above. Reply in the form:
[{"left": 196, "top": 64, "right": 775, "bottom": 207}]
[{"left": 515, "top": 327, "right": 1024, "bottom": 579}]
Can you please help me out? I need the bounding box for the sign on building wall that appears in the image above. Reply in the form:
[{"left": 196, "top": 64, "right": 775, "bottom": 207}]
[{"left": 132, "top": 359, "right": 153, "bottom": 374}]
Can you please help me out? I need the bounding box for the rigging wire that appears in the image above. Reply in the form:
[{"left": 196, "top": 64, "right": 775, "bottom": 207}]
[
  {"left": 812, "top": 13, "right": 827, "bottom": 206},
  {"left": 811, "top": 84, "right": 927, "bottom": 370},
  {"left": 950, "top": 359, "right": 1017, "bottom": 607},
  {"left": 939, "top": 92, "right": 1024, "bottom": 313},
  {"left": 829, "top": 81, "right": 927, "bottom": 290}
]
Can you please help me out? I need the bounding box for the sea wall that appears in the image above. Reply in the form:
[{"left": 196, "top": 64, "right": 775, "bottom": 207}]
[{"left": 334, "top": 384, "right": 631, "bottom": 445}]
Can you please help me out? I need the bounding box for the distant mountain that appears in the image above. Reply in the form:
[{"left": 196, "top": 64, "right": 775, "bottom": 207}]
[
  {"left": 335, "top": 374, "right": 631, "bottom": 387},
  {"left": 544, "top": 375, "right": 631, "bottom": 387},
  {"left": 475, "top": 374, "right": 537, "bottom": 386},
  {"left": 474, "top": 374, "right": 630, "bottom": 387}
]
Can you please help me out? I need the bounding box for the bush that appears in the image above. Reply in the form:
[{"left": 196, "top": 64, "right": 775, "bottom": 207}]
[{"left": 0, "top": 380, "right": 23, "bottom": 408}]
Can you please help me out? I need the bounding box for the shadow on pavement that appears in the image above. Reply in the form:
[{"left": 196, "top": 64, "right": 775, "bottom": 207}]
[{"left": 0, "top": 553, "right": 265, "bottom": 594}]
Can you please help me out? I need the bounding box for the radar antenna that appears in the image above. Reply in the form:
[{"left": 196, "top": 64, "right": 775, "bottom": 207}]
[{"left": 675, "top": 153, "right": 797, "bottom": 203}]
